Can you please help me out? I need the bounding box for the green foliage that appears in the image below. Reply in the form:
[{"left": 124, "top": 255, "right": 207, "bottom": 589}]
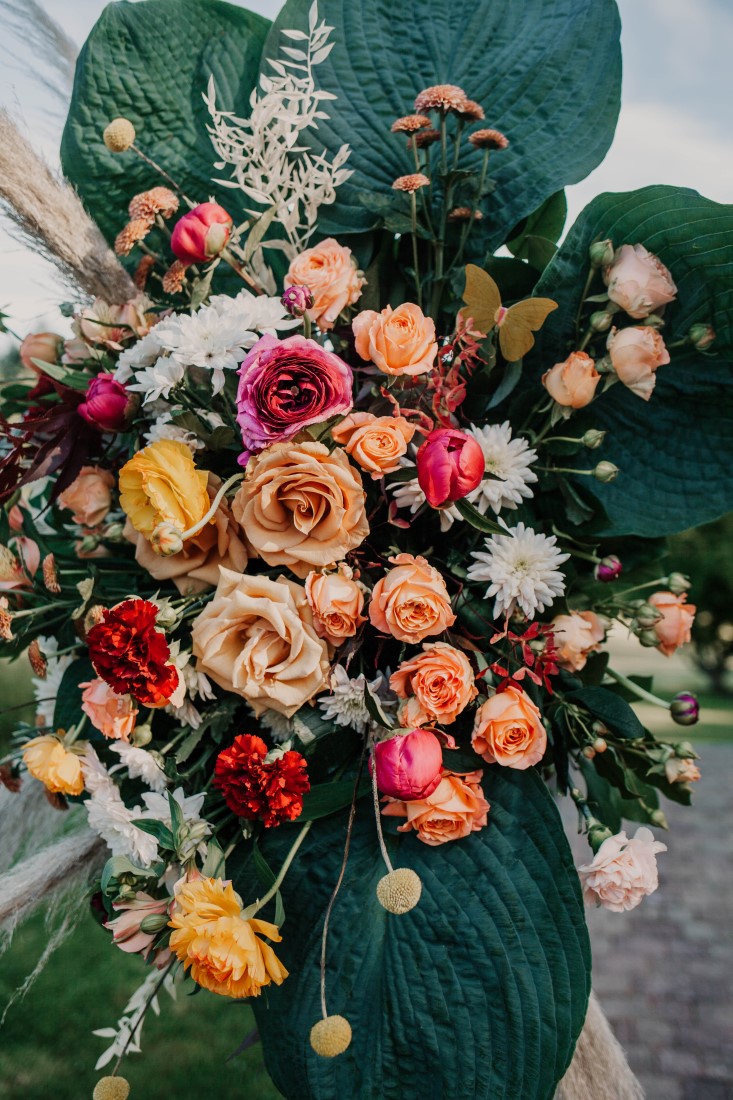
[
  {"left": 60, "top": 0, "right": 271, "bottom": 241},
  {"left": 247, "top": 768, "right": 590, "bottom": 1100},
  {"left": 566, "top": 685, "right": 645, "bottom": 740},
  {"left": 53, "top": 656, "right": 94, "bottom": 732},
  {"left": 262, "top": 0, "right": 620, "bottom": 248},
  {"left": 534, "top": 185, "right": 733, "bottom": 536}
]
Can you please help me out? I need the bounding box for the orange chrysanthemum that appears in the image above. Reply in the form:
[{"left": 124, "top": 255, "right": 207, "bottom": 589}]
[
  {"left": 162, "top": 260, "right": 187, "bottom": 294},
  {"left": 390, "top": 114, "right": 431, "bottom": 133},
  {"left": 169, "top": 878, "right": 288, "bottom": 999},
  {"left": 114, "top": 218, "right": 152, "bottom": 257},
  {"left": 0, "top": 597, "right": 13, "bottom": 641},
  {"left": 42, "top": 553, "right": 60, "bottom": 594},
  {"left": 129, "top": 186, "right": 179, "bottom": 221},
  {"left": 392, "top": 173, "right": 431, "bottom": 193},
  {"left": 413, "top": 128, "right": 441, "bottom": 149},
  {"left": 414, "top": 84, "right": 468, "bottom": 113},
  {"left": 469, "top": 128, "right": 509, "bottom": 150},
  {"left": 458, "top": 99, "right": 485, "bottom": 121},
  {"left": 28, "top": 638, "right": 47, "bottom": 677},
  {"left": 133, "top": 254, "right": 156, "bottom": 290}
]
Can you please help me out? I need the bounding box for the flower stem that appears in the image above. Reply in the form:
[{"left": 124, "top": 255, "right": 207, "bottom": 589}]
[
  {"left": 605, "top": 666, "right": 670, "bottom": 710},
  {"left": 370, "top": 735, "right": 393, "bottom": 874},
  {"left": 409, "top": 192, "right": 423, "bottom": 309},
  {"left": 252, "top": 820, "right": 313, "bottom": 915},
  {"left": 180, "top": 473, "right": 243, "bottom": 540}
]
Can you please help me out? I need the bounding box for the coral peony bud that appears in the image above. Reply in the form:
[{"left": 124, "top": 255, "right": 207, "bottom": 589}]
[
  {"left": 670, "top": 692, "right": 699, "bottom": 727},
  {"left": 589, "top": 239, "right": 614, "bottom": 268},
  {"left": 281, "top": 284, "right": 315, "bottom": 318},
  {"left": 103, "top": 118, "right": 135, "bottom": 153},
  {"left": 78, "top": 374, "right": 133, "bottom": 432},
  {"left": 171, "top": 202, "right": 232, "bottom": 265},
  {"left": 373, "top": 727, "right": 443, "bottom": 800},
  {"left": 592, "top": 460, "right": 619, "bottom": 483},
  {"left": 19, "top": 331, "right": 62, "bottom": 372},
  {"left": 376, "top": 868, "right": 422, "bottom": 914},
  {"left": 594, "top": 554, "right": 622, "bottom": 582},
  {"left": 689, "top": 322, "right": 715, "bottom": 351},
  {"left": 666, "top": 572, "right": 690, "bottom": 595},
  {"left": 310, "top": 1015, "right": 352, "bottom": 1058},
  {"left": 416, "top": 427, "right": 484, "bottom": 508}
]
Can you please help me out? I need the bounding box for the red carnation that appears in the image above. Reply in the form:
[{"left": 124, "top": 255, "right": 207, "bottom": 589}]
[
  {"left": 86, "top": 599, "right": 179, "bottom": 707},
  {"left": 213, "top": 734, "right": 310, "bottom": 828}
]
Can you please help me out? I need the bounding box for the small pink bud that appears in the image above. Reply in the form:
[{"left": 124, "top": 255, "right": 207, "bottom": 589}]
[
  {"left": 78, "top": 374, "right": 133, "bottom": 432},
  {"left": 670, "top": 692, "right": 699, "bottom": 727},
  {"left": 170, "top": 201, "right": 233, "bottom": 265},
  {"left": 416, "top": 427, "right": 484, "bottom": 509},
  {"left": 594, "top": 554, "right": 622, "bottom": 582},
  {"left": 282, "top": 285, "right": 315, "bottom": 318},
  {"left": 373, "top": 728, "right": 443, "bottom": 801}
]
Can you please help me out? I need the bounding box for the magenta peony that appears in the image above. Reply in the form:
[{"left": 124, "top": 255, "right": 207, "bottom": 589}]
[
  {"left": 416, "top": 427, "right": 484, "bottom": 508},
  {"left": 373, "top": 727, "right": 443, "bottom": 801},
  {"left": 78, "top": 374, "right": 132, "bottom": 431}
]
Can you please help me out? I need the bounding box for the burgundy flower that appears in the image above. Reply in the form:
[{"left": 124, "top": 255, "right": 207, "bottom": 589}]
[
  {"left": 78, "top": 374, "right": 132, "bottom": 432},
  {"left": 416, "top": 427, "right": 485, "bottom": 508},
  {"left": 281, "top": 285, "right": 314, "bottom": 318},
  {"left": 213, "top": 733, "right": 310, "bottom": 827}
]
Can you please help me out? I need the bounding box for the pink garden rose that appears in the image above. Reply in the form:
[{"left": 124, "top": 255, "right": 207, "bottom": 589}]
[
  {"left": 78, "top": 374, "right": 133, "bottom": 431},
  {"left": 171, "top": 201, "right": 232, "bottom": 265},
  {"left": 603, "top": 243, "right": 677, "bottom": 319},
  {"left": 578, "top": 826, "right": 667, "bottom": 912},
  {"left": 235, "top": 334, "right": 353, "bottom": 463},
  {"left": 373, "top": 727, "right": 444, "bottom": 801},
  {"left": 416, "top": 428, "right": 485, "bottom": 508},
  {"left": 648, "top": 590, "right": 696, "bottom": 656},
  {"left": 607, "top": 326, "right": 670, "bottom": 400}
]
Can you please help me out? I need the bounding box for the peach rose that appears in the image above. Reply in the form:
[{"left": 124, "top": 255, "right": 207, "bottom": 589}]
[
  {"left": 22, "top": 735, "right": 85, "bottom": 796},
  {"left": 331, "top": 412, "right": 416, "bottom": 479},
  {"left": 390, "top": 641, "right": 477, "bottom": 726},
  {"left": 472, "top": 684, "right": 547, "bottom": 769},
  {"left": 578, "top": 826, "right": 666, "bottom": 912},
  {"left": 125, "top": 474, "right": 248, "bottom": 595},
  {"left": 19, "top": 331, "right": 62, "bottom": 372},
  {"left": 352, "top": 303, "right": 438, "bottom": 377},
  {"left": 191, "top": 566, "right": 330, "bottom": 717},
  {"left": 231, "top": 441, "right": 368, "bottom": 580},
  {"left": 284, "top": 238, "right": 365, "bottom": 330},
  {"left": 81, "top": 678, "right": 138, "bottom": 740},
  {"left": 607, "top": 326, "right": 670, "bottom": 400},
  {"left": 552, "top": 611, "right": 606, "bottom": 672},
  {"left": 603, "top": 243, "right": 677, "bottom": 320},
  {"left": 58, "top": 466, "right": 115, "bottom": 528},
  {"left": 665, "top": 756, "right": 701, "bottom": 786},
  {"left": 648, "top": 590, "right": 696, "bottom": 656},
  {"left": 542, "top": 351, "right": 600, "bottom": 408},
  {"left": 304, "top": 564, "right": 366, "bottom": 646},
  {"left": 369, "top": 553, "right": 456, "bottom": 644},
  {"left": 382, "top": 768, "right": 489, "bottom": 846}
]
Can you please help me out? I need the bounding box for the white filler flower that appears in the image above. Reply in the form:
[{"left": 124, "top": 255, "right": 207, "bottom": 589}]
[{"left": 467, "top": 521, "right": 569, "bottom": 619}]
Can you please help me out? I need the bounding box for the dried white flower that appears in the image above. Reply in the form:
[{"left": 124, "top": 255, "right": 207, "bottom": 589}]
[
  {"left": 467, "top": 521, "right": 569, "bottom": 619},
  {"left": 93, "top": 968, "right": 177, "bottom": 1070}
]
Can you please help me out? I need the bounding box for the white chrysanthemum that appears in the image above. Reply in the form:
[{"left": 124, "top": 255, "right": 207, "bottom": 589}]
[
  {"left": 32, "top": 636, "right": 75, "bottom": 728},
  {"left": 115, "top": 328, "right": 165, "bottom": 383},
  {"left": 109, "top": 741, "right": 168, "bottom": 792},
  {"left": 390, "top": 460, "right": 462, "bottom": 532},
  {"left": 259, "top": 708, "right": 297, "bottom": 743},
  {"left": 318, "top": 666, "right": 382, "bottom": 734},
  {"left": 467, "top": 521, "right": 569, "bottom": 619},
  {"left": 82, "top": 751, "right": 161, "bottom": 866},
  {"left": 143, "top": 413, "right": 204, "bottom": 450},
  {"left": 466, "top": 421, "right": 538, "bottom": 514},
  {"left": 125, "top": 356, "right": 185, "bottom": 403}
]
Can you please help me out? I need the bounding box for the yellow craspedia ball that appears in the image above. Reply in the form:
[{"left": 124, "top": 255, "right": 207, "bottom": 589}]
[
  {"left": 376, "top": 867, "right": 422, "bottom": 914},
  {"left": 92, "top": 1076, "right": 130, "bottom": 1100},
  {"left": 103, "top": 118, "right": 136, "bottom": 152},
  {"left": 309, "top": 1015, "right": 352, "bottom": 1058}
]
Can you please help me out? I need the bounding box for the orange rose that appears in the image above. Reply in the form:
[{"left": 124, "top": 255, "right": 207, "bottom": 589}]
[
  {"left": 284, "top": 238, "right": 365, "bottom": 330},
  {"left": 80, "top": 678, "right": 138, "bottom": 741},
  {"left": 304, "top": 564, "right": 366, "bottom": 646},
  {"left": 390, "top": 641, "right": 477, "bottom": 726},
  {"left": 231, "top": 441, "right": 368, "bottom": 579},
  {"left": 331, "top": 412, "right": 416, "bottom": 479},
  {"left": 58, "top": 466, "right": 115, "bottom": 528},
  {"left": 472, "top": 684, "right": 547, "bottom": 769},
  {"left": 542, "top": 351, "right": 600, "bottom": 408},
  {"left": 648, "top": 590, "right": 696, "bottom": 656},
  {"left": 382, "top": 769, "right": 489, "bottom": 846},
  {"left": 607, "top": 326, "right": 670, "bottom": 400},
  {"left": 22, "top": 734, "right": 85, "bottom": 795},
  {"left": 369, "top": 553, "right": 456, "bottom": 644},
  {"left": 552, "top": 611, "right": 606, "bottom": 672},
  {"left": 352, "top": 303, "right": 437, "bottom": 377}
]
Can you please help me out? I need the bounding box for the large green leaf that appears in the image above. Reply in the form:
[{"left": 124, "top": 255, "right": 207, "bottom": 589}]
[
  {"left": 243, "top": 768, "right": 590, "bottom": 1100},
  {"left": 533, "top": 185, "right": 733, "bottom": 536},
  {"left": 261, "top": 0, "right": 620, "bottom": 247},
  {"left": 60, "top": 0, "right": 270, "bottom": 241}
]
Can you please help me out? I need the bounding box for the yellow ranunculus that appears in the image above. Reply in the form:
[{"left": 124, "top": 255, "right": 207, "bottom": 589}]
[
  {"left": 118, "top": 440, "right": 210, "bottom": 540},
  {"left": 169, "top": 877, "right": 288, "bottom": 998},
  {"left": 22, "top": 734, "right": 85, "bottom": 796}
]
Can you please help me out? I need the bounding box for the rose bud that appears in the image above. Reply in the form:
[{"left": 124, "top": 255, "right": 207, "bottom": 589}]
[
  {"left": 592, "top": 461, "right": 619, "bottom": 483},
  {"left": 594, "top": 554, "right": 622, "bottom": 582},
  {"left": 666, "top": 572, "right": 690, "bottom": 595},
  {"left": 689, "top": 323, "right": 715, "bottom": 351},
  {"left": 282, "top": 285, "right": 315, "bottom": 318},
  {"left": 416, "top": 427, "right": 484, "bottom": 508},
  {"left": 589, "top": 239, "right": 614, "bottom": 269},
  {"left": 19, "top": 332, "right": 62, "bottom": 372},
  {"left": 670, "top": 692, "right": 699, "bottom": 727},
  {"left": 170, "top": 201, "right": 232, "bottom": 265},
  {"left": 582, "top": 429, "right": 606, "bottom": 449},
  {"left": 373, "top": 727, "right": 443, "bottom": 801},
  {"left": 78, "top": 374, "right": 135, "bottom": 432}
]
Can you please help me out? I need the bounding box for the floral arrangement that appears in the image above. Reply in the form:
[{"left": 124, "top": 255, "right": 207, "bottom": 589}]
[{"left": 1, "top": 1, "right": 730, "bottom": 1099}]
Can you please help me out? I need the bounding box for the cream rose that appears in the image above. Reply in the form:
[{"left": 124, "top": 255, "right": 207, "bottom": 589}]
[
  {"left": 305, "top": 565, "right": 366, "bottom": 647},
  {"left": 352, "top": 303, "right": 438, "bottom": 377},
  {"left": 552, "top": 611, "right": 606, "bottom": 672},
  {"left": 284, "top": 238, "right": 365, "bottom": 330},
  {"left": 390, "top": 642, "right": 477, "bottom": 726},
  {"left": 578, "top": 827, "right": 667, "bottom": 912},
  {"left": 191, "top": 567, "right": 330, "bottom": 717},
  {"left": 369, "top": 553, "right": 456, "bottom": 644},
  {"left": 542, "top": 351, "right": 600, "bottom": 408},
  {"left": 58, "top": 466, "right": 115, "bottom": 528},
  {"left": 232, "top": 441, "right": 368, "bottom": 580},
  {"left": 648, "top": 590, "right": 696, "bottom": 656},
  {"left": 472, "top": 684, "right": 547, "bottom": 769},
  {"left": 603, "top": 243, "right": 677, "bottom": 319},
  {"left": 607, "top": 326, "right": 670, "bottom": 400},
  {"left": 331, "top": 412, "right": 416, "bottom": 478}
]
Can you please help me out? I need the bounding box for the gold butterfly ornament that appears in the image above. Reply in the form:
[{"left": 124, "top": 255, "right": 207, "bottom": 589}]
[{"left": 461, "top": 263, "right": 558, "bottom": 362}]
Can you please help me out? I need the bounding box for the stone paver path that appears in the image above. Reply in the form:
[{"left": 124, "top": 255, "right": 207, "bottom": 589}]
[{"left": 563, "top": 742, "right": 733, "bottom": 1100}]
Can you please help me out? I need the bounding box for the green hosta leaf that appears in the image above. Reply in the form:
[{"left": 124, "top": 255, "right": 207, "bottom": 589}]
[
  {"left": 245, "top": 767, "right": 590, "bottom": 1100},
  {"left": 507, "top": 191, "right": 568, "bottom": 265},
  {"left": 53, "top": 657, "right": 94, "bottom": 732},
  {"left": 262, "top": 0, "right": 620, "bottom": 247},
  {"left": 534, "top": 185, "right": 733, "bottom": 536},
  {"left": 295, "top": 777, "right": 371, "bottom": 822},
  {"left": 60, "top": 0, "right": 270, "bottom": 242}
]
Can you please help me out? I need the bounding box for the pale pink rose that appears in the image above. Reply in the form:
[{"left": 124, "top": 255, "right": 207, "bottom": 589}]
[
  {"left": 285, "top": 239, "right": 365, "bottom": 330},
  {"left": 382, "top": 768, "right": 489, "bottom": 846},
  {"left": 603, "top": 243, "right": 677, "bottom": 319},
  {"left": 552, "top": 611, "right": 606, "bottom": 672},
  {"left": 80, "top": 678, "right": 138, "bottom": 740},
  {"left": 352, "top": 303, "right": 437, "bottom": 377},
  {"left": 648, "top": 590, "right": 696, "bottom": 656},
  {"left": 106, "top": 892, "right": 170, "bottom": 957},
  {"left": 664, "top": 756, "right": 701, "bottom": 787},
  {"left": 607, "top": 326, "right": 670, "bottom": 400},
  {"left": 58, "top": 466, "right": 115, "bottom": 528},
  {"left": 542, "top": 352, "right": 600, "bottom": 408},
  {"left": 578, "top": 826, "right": 667, "bottom": 912},
  {"left": 19, "top": 332, "right": 62, "bottom": 372}
]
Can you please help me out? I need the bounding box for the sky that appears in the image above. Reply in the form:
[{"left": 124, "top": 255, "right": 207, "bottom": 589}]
[{"left": 0, "top": 0, "right": 731, "bottom": 342}]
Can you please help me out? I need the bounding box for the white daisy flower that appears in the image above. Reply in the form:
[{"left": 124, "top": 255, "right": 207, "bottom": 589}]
[
  {"left": 109, "top": 741, "right": 168, "bottom": 792},
  {"left": 467, "top": 521, "right": 569, "bottom": 619},
  {"left": 114, "top": 327, "right": 165, "bottom": 383},
  {"left": 466, "top": 421, "right": 538, "bottom": 514}
]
